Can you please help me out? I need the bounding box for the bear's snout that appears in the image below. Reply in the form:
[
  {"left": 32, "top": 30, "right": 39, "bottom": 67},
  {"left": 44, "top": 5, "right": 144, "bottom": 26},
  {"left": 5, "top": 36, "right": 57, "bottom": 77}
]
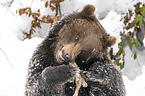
[
  {"left": 57, "top": 48, "right": 73, "bottom": 63},
  {"left": 62, "top": 53, "right": 72, "bottom": 63}
]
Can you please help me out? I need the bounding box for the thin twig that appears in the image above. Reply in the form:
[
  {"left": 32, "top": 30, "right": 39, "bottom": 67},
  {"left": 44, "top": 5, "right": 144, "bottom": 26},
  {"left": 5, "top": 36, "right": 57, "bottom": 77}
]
[
  {"left": 17, "top": 0, "right": 24, "bottom": 7},
  {"left": 58, "top": 3, "right": 61, "bottom": 16},
  {"left": 0, "top": 48, "right": 14, "bottom": 69},
  {"left": 0, "top": 3, "right": 15, "bottom": 16},
  {"left": 29, "top": 0, "right": 33, "bottom": 7}
]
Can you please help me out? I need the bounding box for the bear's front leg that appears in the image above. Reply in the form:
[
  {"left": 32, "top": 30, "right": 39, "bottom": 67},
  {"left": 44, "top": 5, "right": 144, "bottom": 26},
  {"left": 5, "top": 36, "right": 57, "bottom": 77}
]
[
  {"left": 69, "top": 62, "right": 88, "bottom": 96},
  {"left": 39, "top": 65, "right": 75, "bottom": 96}
]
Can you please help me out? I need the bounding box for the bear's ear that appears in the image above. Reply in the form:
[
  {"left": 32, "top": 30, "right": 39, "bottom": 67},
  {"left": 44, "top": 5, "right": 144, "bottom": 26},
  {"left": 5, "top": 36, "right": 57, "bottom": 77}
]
[
  {"left": 80, "top": 4, "right": 96, "bottom": 20},
  {"left": 106, "top": 35, "right": 116, "bottom": 47}
]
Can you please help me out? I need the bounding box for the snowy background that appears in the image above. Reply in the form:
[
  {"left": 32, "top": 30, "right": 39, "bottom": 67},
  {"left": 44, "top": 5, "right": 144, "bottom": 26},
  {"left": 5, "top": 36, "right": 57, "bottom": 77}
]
[{"left": 0, "top": 0, "right": 145, "bottom": 96}]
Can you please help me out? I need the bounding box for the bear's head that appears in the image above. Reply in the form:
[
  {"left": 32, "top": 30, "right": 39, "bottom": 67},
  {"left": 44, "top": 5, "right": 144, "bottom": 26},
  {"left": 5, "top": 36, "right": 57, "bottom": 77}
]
[{"left": 54, "top": 5, "right": 116, "bottom": 64}]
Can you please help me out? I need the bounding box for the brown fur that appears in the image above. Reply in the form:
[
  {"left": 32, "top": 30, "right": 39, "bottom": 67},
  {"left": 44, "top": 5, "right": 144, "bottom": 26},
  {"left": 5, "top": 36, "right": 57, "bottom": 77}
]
[
  {"left": 25, "top": 5, "right": 125, "bottom": 96},
  {"left": 55, "top": 5, "right": 116, "bottom": 64},
  {"left": 54, "top": 5, "right": 116, "bottom": 95}
]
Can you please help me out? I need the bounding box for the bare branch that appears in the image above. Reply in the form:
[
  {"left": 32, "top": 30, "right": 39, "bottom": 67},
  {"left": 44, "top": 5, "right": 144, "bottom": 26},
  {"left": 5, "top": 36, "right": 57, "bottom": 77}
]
[
  {"left": 0, "top": 1, "right": 15, "bottom": 16},
  {"left": 0, "top": 48, "right": 14, "bottom": 69},
  {"left": 29, "top": 0, "right": 34, "bottom": 7},
  {"left": 17, "top": 0, "right": 24, "bottom": 7}
]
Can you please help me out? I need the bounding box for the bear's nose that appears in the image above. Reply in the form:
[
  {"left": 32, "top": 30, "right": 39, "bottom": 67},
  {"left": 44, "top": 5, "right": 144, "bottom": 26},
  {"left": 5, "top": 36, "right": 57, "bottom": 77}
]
[{"left": 62, "top": 53, "right": 72, "bottom": 62}]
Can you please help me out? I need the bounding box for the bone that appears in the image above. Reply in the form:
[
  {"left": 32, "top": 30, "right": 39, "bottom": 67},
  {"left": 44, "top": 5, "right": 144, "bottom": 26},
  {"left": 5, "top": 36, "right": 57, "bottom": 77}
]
[{"left": 69, "top": 62, "right": 87, "bottom": 96}]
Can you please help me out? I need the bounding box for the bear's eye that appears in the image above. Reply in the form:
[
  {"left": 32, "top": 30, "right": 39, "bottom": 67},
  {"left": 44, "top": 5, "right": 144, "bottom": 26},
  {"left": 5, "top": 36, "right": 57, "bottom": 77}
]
[{"left": 75, "top": 36, "right": 79, "bottom": 42}]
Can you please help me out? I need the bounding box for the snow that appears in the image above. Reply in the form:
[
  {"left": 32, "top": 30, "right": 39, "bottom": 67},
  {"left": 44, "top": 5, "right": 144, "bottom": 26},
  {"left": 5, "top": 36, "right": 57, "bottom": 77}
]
[
  {"left": 123, "top": 68, "right": 145, "bottom": 96},
  {"left": 100, "top": 10, "right": 123, "bottom": 53},
  {"left": 122, "top": 46, "right": 145, "bottom": 80},
  {"left": 100, "top": 10, "right": 145, "bottom": 80},
  {"left": 0, "top": 0, "right": 145, "bottom": 96}
]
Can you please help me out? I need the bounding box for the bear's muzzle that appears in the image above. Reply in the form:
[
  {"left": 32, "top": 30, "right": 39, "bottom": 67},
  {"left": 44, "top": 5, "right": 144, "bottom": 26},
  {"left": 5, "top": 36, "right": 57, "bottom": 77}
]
[{"left": 57, "top": 49, "right": 73, "bottom": 63}]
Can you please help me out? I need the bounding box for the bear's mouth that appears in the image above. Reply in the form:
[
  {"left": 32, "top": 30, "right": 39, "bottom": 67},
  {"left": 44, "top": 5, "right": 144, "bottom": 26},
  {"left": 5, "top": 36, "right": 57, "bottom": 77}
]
[
  {"left": 57, "top": 49, "right": 73, "bottom": 63},
  {"left": 57, "top": 49, "right": 65, "bottom": 63}
]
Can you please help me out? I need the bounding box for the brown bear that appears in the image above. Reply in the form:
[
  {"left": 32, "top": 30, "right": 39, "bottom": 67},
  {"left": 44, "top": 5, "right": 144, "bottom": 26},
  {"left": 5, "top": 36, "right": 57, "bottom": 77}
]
[{"left": 25, "top": 5, "right": 126, "bottom": 96}]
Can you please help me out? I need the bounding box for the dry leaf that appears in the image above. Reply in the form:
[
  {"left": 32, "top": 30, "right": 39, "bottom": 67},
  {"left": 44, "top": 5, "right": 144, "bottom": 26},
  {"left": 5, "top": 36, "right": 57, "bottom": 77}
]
[{"left": 19, "top": 9, "right": 26, "bottom": 15}]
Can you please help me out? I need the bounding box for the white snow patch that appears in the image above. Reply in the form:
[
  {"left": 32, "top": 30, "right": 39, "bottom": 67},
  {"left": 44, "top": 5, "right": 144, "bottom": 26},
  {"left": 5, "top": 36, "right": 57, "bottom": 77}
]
[
  {"left": 100, "top": 11, "right": 123, "bottom": 53},
  {"left": 122, "top": 46, "right": 144, "bottom": 80},
  {"left": 0, "top": 0, "right": 145, "bottom": 96},
  {"left": 123, "top": 66, "right": 145, "bottom": 96}
]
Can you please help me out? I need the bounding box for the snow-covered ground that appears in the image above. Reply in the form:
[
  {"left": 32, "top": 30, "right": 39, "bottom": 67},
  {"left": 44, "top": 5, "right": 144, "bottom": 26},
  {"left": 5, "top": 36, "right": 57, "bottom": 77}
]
[{"left": 0, "top": 0, "right": 145, "bottom": 96}]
